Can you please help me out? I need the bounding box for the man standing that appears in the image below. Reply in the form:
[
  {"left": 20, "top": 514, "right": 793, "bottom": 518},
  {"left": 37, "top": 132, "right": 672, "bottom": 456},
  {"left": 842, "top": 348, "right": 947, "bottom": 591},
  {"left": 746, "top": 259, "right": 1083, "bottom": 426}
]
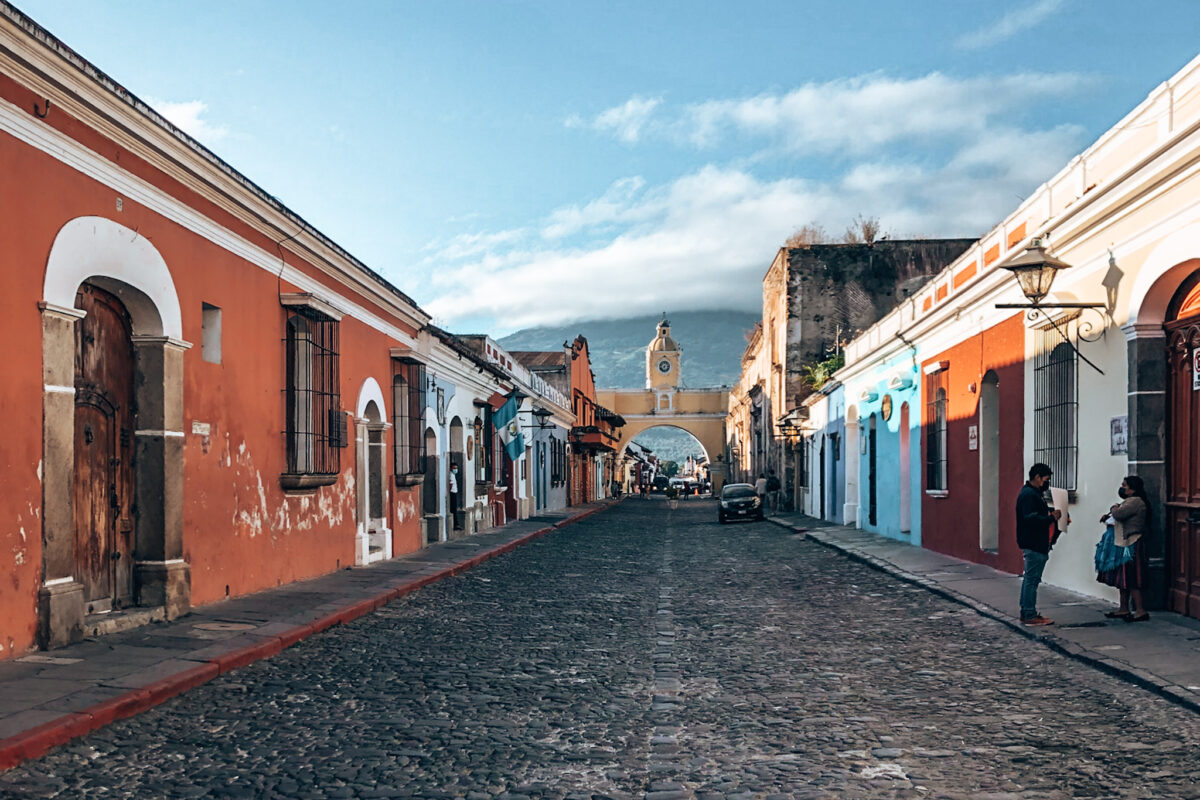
[
  {"left": 766, "top": 469, "right": 782, "bottom": 514},
  {"left": 1016, "top": 463, "right": 1061, "bottom": 626},
  {"left": 448, "top": 463, "right": 461, "bottom": 531}
]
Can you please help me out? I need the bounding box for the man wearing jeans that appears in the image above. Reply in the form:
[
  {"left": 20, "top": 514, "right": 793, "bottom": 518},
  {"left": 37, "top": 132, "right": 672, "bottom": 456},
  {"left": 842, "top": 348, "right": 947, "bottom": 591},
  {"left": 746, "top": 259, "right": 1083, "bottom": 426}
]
[{"left": 1015, "top": 463, "right": 1061, "bottom": 626}]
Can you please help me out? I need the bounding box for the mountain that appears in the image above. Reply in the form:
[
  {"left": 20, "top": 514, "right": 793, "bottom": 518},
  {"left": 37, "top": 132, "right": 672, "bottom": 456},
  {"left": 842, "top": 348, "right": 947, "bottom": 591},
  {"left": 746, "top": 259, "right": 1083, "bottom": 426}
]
[{"left": 497, "top": 310, "right": 759, "bottom": 389}]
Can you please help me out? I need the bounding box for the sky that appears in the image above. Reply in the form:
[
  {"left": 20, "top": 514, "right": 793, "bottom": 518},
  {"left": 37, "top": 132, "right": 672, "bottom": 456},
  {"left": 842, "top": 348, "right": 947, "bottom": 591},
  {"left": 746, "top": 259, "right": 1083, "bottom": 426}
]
[{"left": 13, "top": 0, "right": 1200, "bottom": 335}]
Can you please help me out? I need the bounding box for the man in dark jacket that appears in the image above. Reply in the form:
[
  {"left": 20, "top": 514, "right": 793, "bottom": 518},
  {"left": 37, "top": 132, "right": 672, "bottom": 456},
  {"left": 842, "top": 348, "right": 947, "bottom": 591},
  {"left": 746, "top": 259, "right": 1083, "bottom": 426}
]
[{"left": 1016, "top": 463, "right": 1062, "bottom": 626}]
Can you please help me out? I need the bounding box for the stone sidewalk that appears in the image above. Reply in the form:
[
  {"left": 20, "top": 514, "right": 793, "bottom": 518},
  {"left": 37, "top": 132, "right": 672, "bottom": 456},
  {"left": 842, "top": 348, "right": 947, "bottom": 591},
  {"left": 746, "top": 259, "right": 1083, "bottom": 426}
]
[
  {"left": 768, "top": 512, "right": 1200, "bottom": 715},
  {"left": 0, "top": 499, "right": 619, "bottom": 771}
]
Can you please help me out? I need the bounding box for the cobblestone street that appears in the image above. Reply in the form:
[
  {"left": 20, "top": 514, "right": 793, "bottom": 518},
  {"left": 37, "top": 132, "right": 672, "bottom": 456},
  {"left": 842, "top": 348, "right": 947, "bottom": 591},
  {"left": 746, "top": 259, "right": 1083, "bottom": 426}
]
[{"left": 3, "top": 499, "right": 1200, "bottom": 799}]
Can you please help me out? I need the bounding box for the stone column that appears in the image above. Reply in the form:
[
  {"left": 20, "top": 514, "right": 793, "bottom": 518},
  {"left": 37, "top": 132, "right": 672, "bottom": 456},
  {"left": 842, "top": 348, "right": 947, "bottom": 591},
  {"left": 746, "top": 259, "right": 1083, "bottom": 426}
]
[
  {"left": 1124, "top": 323, "right": 1167, "bottom": 610},
  {"left": 131, "top": 336, "right": 191, "bottom": 619},
  {"left": 37, "top": 303, "right": 87, "bottom": 649}
]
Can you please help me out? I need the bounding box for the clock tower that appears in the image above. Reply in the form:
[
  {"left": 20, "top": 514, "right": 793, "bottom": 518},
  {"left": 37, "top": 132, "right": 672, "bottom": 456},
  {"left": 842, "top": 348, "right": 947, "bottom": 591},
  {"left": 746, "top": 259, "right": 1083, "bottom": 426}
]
[{"left": 646, "top": 317, "right": 681, "bottom": 391}]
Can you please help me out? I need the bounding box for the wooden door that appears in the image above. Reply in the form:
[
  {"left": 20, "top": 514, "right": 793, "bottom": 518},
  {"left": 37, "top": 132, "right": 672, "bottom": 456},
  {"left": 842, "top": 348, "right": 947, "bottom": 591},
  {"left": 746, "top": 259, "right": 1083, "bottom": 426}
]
[
  {"left": 74, "top": 283, "right": 135, "bottom": 613},
  {"left": 1166, "top": 317, "right": 1200, "bottom": 618},
  {"left": 867, "top": 416, "right": 877, "bottom": 527}
]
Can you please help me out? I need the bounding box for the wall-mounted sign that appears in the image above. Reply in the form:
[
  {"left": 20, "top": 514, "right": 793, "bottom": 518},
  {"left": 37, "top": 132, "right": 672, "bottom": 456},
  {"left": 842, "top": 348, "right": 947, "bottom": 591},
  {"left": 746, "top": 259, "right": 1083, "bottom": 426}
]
[
  {"left": 1111, "top": 415, "right": 1128, "bottom": 456},
  {"left": 1193, "top": 350, "right": 1200, "bottom": 390},
  {"left": 968, "top": 425, "right": 979, "bottom": 451},
  {"left": 881, "top": 394, "right": 893, "bottom": 422}
]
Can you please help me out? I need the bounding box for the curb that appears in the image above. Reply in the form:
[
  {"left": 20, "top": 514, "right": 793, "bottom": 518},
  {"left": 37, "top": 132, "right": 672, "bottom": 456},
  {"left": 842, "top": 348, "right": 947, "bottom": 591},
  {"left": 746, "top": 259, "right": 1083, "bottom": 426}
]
[
  {"left": 0, "top": 499, "right": 620, "bottom": 772},
  {"left": 770, "top": 517, "right": 1200, "bottom": 716}
]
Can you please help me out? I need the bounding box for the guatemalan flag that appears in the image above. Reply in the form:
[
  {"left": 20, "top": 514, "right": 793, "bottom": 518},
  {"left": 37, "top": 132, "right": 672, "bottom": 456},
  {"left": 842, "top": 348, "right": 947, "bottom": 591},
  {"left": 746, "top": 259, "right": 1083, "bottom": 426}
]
[{"left": 492, "top": 391, "right": 525, "bottom": 461}]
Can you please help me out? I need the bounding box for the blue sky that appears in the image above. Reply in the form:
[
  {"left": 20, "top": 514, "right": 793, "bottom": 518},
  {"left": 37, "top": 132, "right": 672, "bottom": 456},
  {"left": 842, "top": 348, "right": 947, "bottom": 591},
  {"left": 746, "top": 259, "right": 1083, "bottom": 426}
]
[{"left": 15, "top": 0, "right": 1200, "bottom": 335}]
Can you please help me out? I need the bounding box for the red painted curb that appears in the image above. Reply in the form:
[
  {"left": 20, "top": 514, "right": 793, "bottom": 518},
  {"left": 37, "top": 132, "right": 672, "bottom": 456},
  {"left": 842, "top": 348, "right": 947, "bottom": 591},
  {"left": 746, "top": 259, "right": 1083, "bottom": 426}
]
[
  {"left": 211, "top": 636, "right": 285, "bottom": 674},
  {"left": 0, "top": 500, "right": 619, "bottom": 772},
  {"left": 0, "top": 713, "right": 92, "bottom": 771}
]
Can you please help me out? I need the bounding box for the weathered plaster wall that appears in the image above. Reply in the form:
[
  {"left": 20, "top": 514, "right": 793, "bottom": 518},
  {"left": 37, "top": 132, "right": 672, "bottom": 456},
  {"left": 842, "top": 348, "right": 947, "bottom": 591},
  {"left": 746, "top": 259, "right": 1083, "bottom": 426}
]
[{"left": 785, "top": 240, "right": 976, "bottom": 380}]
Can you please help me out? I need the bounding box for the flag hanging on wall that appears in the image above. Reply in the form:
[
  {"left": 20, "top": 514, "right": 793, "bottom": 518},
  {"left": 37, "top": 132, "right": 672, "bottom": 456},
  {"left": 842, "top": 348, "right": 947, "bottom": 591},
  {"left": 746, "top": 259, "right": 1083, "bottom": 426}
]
[{"left": 492, "top": 391, "right": 525, "bottom": 461}]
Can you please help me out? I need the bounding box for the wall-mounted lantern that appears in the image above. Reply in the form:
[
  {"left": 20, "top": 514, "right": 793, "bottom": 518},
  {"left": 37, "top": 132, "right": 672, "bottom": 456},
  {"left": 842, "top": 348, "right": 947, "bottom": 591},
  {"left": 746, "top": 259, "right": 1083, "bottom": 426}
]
[{"left": 995, "top": 238, "right": 1108, "bottom": 374}]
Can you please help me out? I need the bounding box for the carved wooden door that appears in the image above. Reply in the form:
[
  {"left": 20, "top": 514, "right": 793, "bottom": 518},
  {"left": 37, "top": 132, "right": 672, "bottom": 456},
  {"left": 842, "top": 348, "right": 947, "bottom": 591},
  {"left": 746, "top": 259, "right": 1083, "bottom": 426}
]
[
  {"left": 1166, "top": 316, "right": 1200, "bottom": 618},
  {"left": 74, "top": 283, "right": 136, "bottom": 614}
]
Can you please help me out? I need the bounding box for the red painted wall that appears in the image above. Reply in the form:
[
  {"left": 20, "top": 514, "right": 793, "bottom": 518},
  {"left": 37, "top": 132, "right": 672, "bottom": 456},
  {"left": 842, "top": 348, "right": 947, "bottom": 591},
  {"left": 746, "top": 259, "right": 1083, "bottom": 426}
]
[
  {"left": 0, "top": 74, "right": 425, "bottom": 656},
  {"left": 920, "top": 314, "right": 1027, "bottom": 574}
]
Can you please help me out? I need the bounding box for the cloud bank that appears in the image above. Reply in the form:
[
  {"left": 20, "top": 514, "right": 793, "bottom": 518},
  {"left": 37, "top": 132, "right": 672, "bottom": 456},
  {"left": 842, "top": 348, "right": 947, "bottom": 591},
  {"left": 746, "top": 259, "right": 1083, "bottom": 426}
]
[{"left": 424, "top": 71, "right": 1088, "bottom": 332}]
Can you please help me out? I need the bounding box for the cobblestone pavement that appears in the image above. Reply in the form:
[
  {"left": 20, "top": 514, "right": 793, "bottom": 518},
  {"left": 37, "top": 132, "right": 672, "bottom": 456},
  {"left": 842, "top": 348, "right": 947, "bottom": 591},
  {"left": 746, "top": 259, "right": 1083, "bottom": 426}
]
[{"left": 3, "top": 499, "right": 1200, "bottom": 799}]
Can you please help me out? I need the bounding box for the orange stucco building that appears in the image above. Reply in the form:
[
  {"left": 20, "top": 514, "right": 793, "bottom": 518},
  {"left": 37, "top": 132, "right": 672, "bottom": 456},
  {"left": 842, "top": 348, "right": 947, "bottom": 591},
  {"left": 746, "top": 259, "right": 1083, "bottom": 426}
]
[{"left": 0, "top": 6, "right": 526, "bottom": 657}]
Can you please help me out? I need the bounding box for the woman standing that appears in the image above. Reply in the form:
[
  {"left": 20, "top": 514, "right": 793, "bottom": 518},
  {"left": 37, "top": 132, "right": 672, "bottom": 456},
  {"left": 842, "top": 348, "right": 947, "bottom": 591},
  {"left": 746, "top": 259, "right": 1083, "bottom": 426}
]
[{"left": 1098, "top": 475, "right": 1151, "bottom": 622}]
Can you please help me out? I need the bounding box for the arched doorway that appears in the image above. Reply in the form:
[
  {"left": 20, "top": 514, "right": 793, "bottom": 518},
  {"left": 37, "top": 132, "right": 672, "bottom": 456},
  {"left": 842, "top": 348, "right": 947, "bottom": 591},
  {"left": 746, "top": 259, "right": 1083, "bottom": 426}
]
[
  {"left": 899, "top": 402, "right": 911, "bottom": 534},
  {"left": 422, "top": 426, "right": 440, "bottom": 545},
  {"left": 74, "top": 283, "right": 136, "bottom": 614},
  {"left": 867, "top": 414, "right": 878, "bottom": 527},
  {"left": 449, "top": 417, "right": 464, "bottom": 535},
  {"left": 978, "top": 371, "right": 1000, "bottom": 552},
  {"left": 1165, "top": 273, "right": 1200, "bottom": 617},
  {"left": 41, "top": 217, "right": 188, "bottom": 649},
  {"left": 354, "top": 381, "right": 390, "bottom": 565},
  {"left": 845, "top": 405, "right": 860, "bottom": 525}
]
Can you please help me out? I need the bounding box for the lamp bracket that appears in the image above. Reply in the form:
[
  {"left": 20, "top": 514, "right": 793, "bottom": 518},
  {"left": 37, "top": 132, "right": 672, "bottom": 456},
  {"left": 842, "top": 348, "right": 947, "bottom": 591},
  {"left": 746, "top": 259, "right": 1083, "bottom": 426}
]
[{"left": 994, "top": 302, "right": 1108, "bottom": 374}]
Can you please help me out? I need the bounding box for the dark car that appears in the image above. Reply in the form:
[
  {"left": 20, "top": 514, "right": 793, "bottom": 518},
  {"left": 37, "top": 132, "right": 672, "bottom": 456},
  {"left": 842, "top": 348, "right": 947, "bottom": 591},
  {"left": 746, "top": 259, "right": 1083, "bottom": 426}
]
[
  {"left": 651, "top": 475, "right": 671, "bottom": 494},
  {"left": 718, "top": 482, "right": 763, "bottom": 523}
]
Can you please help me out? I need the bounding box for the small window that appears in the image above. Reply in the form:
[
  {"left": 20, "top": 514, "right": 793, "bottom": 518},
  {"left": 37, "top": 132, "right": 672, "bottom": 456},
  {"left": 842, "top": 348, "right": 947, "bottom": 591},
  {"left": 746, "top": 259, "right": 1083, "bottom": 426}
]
[{"left": 202, "top": 303, "right": 222, "bottom": 364}]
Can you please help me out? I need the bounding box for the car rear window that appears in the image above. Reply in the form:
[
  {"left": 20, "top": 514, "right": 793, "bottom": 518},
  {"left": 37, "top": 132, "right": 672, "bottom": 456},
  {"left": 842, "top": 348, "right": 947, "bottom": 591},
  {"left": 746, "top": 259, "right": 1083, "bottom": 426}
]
[{"left": 722, "top": 486, "right": 756, "bottom": 499}]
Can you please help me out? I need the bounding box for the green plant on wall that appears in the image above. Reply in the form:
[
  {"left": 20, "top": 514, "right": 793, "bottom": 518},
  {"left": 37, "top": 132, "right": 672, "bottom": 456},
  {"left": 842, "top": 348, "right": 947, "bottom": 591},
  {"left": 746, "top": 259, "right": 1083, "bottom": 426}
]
[{"left": 799, "top": 351, "right": 845, "bottom": 390}]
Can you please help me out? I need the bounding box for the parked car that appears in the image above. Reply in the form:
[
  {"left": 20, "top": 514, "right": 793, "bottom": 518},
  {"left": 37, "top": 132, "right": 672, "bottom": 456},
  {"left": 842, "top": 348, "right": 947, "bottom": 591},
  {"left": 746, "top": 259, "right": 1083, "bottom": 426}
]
[{"left": 718, "top": 483, "right": 763, "bottom": 523}]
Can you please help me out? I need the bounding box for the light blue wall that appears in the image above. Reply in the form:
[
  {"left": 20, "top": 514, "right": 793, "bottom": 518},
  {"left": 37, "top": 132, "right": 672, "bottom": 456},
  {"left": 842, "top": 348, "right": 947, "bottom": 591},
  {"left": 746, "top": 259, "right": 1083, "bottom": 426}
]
[
  {"left": 822, "top": 386, "right": 846, "bottom": 525},
  {"left": 848, "top": 355, "right": 922, "bottom": 544}
]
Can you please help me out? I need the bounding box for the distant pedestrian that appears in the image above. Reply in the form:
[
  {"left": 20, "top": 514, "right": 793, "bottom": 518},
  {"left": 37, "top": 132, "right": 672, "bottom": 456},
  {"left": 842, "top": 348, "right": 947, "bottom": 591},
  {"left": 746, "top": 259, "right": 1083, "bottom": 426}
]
[
  {"left": 1098, "top": 475, "right": 1151, "bottom": 622},
  {"left": 1016, "top": 463, "right": 1062, "bottom": 626},
  {"left": 755, "top": 472, "right": 768, "bottom": 510},
  {"left": 448, "top": 463, "right": 461, "bottom": 531},
  {"left": 766, "top": 469, "right": 781, "bottom": 514}
]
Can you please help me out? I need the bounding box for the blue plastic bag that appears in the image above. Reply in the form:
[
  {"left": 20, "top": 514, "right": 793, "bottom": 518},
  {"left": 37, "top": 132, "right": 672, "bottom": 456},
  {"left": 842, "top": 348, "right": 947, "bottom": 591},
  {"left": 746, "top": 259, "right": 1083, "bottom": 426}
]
[{"left": 1094, "top": 525, "right": 1134, "bottom": 574}]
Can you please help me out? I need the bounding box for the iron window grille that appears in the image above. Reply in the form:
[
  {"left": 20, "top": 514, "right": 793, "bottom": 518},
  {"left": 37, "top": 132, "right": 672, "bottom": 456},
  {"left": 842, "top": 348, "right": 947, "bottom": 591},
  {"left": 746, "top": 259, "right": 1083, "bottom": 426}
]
[
  {"left": 1034, "top": 317, "right": 1078, "bottom": 492},
  {"left": 925, "top": 367, "right": 948, "bottom": 491},
  {"left": 284, "top": 308, "right": 342, "bottom": 481},
  {"left": 392, "top": 360, "right": 427, "bottom": 477}
]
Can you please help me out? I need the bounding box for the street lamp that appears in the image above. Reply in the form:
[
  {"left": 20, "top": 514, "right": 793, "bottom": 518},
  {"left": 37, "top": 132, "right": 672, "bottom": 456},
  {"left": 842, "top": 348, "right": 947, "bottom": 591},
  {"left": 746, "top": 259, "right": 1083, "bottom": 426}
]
[
  {"left": 995, "top": 237, "right": 1108, "bottom": 374},
  {"left": 1000, "top": 239, "right": 1072, "bottom": 304}
]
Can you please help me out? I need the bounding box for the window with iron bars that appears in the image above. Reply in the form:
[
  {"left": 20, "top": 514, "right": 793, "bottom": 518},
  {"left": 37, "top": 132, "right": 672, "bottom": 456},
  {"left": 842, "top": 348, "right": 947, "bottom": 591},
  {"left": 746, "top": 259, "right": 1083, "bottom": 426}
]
[
  {"left": 925, "top": 368, "right": 948, "bottom": 491},
  {"left": 392, "top": 360, "right": 427, "bottom": 478},
  {"left": 283, "top": 308, "right": 343, "bottom": 487},
  {"left": 550, "top": 436, "right": 565, "bottom": 486},
  {"left": 1034, "top": 318, "right": 1078, "bottom": 492}
]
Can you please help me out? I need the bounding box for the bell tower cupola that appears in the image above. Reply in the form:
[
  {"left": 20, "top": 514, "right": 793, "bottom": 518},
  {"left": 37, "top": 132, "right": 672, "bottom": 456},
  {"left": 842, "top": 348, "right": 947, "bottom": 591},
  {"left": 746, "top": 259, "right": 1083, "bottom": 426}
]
[{"left": 646, "top": 315, "right": 682, "bottom": 393}]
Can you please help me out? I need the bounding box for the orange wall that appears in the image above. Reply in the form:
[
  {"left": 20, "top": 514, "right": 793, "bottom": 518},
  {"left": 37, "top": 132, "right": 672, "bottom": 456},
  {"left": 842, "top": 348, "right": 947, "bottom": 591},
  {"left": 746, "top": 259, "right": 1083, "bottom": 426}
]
[
  {"left": 920, "top": 314, "right": 1027, "bottom": 573},
  {"left": 0, "top": 79, "right": 425, "bottom": 656}
]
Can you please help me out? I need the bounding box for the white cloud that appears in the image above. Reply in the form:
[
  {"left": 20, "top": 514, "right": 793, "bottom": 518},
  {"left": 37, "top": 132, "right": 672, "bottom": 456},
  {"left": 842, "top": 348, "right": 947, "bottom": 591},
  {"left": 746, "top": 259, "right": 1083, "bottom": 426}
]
[
  {"left": 676, "top": 71, "right": 1087, "bottom": 154},
  {"left": 956, "top": 0, "right": 1065, "bottom": 50},
  {"left": 577, "top": 95, "right": 663, "bottom": 144},
  {"left": 147, "top": 98, "right": 230, "bottom": 145},
  {"left": 426, "top": 69, "right": 1090, "bottom": 332}
]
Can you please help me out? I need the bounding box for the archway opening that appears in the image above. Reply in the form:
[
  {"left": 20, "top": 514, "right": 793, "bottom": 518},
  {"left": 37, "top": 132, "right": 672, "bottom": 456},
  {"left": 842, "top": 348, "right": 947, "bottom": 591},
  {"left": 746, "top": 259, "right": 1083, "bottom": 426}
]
[
  {"left": 626, "top": 425, "right": 712, "bottom": 494},
  {"left": 422, "top": 427, "right": 440, "bottom": 544},
  {"left": 845, "top": 405, "right": 860, "bottom": 525},
  {"left": 979, "top": 372, "right": 1000, "bottom": 552}
]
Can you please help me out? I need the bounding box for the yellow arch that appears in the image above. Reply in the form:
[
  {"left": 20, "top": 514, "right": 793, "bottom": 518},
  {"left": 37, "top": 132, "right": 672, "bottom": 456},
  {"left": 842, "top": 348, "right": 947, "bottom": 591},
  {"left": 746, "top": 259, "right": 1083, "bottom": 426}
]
[{"left": 597, "top": 387, "right": 729, "bottom": 490}]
